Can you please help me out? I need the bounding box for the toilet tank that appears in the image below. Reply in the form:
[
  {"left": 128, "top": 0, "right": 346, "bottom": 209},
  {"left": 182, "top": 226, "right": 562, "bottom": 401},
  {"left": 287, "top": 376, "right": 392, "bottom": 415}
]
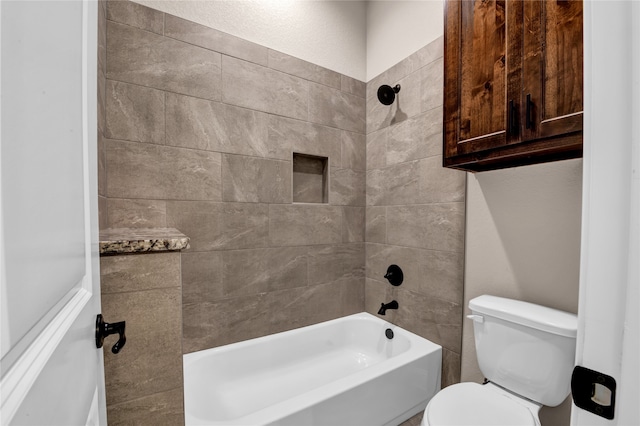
[{"left": 469, "top": 295, "right": 578, "bottom": 407}]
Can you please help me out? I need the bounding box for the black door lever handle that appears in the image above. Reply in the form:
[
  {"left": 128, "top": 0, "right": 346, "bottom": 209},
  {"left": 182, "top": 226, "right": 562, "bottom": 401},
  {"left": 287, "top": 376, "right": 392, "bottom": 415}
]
[{"left": 95, "top": 314, "right": 126, "bottom": 354}]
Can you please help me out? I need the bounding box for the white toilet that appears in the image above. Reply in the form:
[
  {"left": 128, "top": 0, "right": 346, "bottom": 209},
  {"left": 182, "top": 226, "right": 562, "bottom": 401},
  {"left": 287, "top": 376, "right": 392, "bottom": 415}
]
[{"left": 421, "top": 295, "right": 578, "bottom": 426}]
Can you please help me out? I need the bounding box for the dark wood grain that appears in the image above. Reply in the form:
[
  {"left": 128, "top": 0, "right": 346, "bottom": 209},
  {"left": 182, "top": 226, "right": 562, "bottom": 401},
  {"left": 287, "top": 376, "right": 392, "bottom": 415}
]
[
  {"left": 442, "top": 0, "right": 583, "bottom": 173},
  {"left": 459, "top": 0, "right": 506, "bottom": 140}
]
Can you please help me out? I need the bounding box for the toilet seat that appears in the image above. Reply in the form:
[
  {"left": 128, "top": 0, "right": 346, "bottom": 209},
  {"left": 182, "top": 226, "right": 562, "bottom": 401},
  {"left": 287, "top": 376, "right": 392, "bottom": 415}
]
[{"left": 422, "top": 382, "right": 540, "bottom": 426}]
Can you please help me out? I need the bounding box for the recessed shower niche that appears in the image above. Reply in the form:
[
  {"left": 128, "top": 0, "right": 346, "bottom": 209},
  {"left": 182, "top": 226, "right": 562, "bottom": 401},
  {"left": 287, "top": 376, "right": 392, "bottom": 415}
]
[{"left": 292, "top": 153, "right": 329, "bottom": 204}]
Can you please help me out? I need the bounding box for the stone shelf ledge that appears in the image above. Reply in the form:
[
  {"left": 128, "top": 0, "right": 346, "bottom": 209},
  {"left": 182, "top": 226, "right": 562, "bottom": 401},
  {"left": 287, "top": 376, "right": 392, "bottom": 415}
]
[{"left": 100, "top": 228, "right": 190, "bottom": 255}]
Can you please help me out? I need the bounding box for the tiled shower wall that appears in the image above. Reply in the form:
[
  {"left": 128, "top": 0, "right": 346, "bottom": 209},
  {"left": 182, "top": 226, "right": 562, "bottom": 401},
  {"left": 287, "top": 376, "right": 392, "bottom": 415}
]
[
  {"left": 99, "top": 1, "right": 366, "bottom": 354},
  {"left": 100, "top": 0, "right": 465, "bottom": 393},
  {"left": 364, "top": 38, "right": 467, "bottom": 388}
]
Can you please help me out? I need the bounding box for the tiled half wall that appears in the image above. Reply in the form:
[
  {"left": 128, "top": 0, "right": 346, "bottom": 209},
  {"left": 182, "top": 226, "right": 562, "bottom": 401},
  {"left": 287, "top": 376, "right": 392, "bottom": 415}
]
[{"left": 98, "top": 1, "right": 465, "bottom": 417}]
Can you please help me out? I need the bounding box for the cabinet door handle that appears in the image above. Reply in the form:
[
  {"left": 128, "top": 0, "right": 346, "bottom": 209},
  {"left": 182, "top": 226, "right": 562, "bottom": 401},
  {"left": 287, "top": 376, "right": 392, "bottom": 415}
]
[
  {"left": 526, "top": 94, "right": 534, "bottom": 129},
  {"left": 509, "top": 100, "right": 518, "bottom": 135}
]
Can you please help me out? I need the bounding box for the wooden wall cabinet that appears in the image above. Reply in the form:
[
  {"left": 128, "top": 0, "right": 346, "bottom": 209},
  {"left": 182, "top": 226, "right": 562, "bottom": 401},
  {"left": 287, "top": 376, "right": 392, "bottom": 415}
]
[{"left": 443, "top": 0, "right": 583, "bottom": 172}]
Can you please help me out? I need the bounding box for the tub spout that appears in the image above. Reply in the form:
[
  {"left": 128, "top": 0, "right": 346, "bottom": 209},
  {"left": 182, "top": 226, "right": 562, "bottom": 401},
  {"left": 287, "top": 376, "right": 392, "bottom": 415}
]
[{"left": 378, "top": 300, "right": 398, "bottom": 315}]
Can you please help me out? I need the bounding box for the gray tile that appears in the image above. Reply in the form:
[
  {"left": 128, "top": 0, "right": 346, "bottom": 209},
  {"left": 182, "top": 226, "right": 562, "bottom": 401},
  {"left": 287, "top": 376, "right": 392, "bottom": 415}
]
[
  {"left": 106, "top": 0, "right": 164, "bottom": 35},
  {"left": 410, "top": 36, "right": 444, "bottom": 74},
  {"left": 366, "top": 93, "right": 397, "bottom": 134},
  {"left": 419, "top": 250, "right": 465, "bottom": 305},
  {"left": 221, "top": 55, "right": 266, "bottom": 111},
  {"left": 222, "top": 154, "right": 291, "bottom": 203},
  {"left": 367, "top": 67, "right": 423, "bottom": 134},
  {"left": 367, "top": 58, "right": 413, "bottom": 101},
  {"left": 181, "top": 251, "right": 223, "bottom": 303},
  {"left": 107, "top": 387, "right": 184, "bottom": 426},
  {"left": 222, "top": 55, "right": 309, "bottom": 120},
  {"left": 97, "top": 70, "right": 106, "bottom": 135},
  {"left": 268, "top": 281, "right": 362, "bottom": 335},
  {"left": 293, "top": 154, "right": 328, "bottom": 204},
  {"left": 309, "top": 82, "right": 365, "bottom": 133},
  {"left": 218, "top": 203, "right": 270, "bottom": 249},
  {"left": 365, "top": 243, "right": 463, "bottom": 305},
  {"left": 308, "top": 244, "right": 364, "bottom": 286},
  {"left": 364, "top": 277, "right": 393, "bottom": 318},
  {"left": 365, "top": 206, "right": 386, "bottom": 243},
  {"left": 98, "top": 132, "right": 106, "bottom": 197},
  {"left": 223, "top": 103, "right": 271, "bottom": 158},
  {"left": 386, "top": 203, "right": 466, "bottom": 252},
  {"left": 166, "top": 201, "right": 269, "bottom": 251},
  {"left": 421, "top": 57, "right": 444, "bottom": 113},
  {"left": 183, "top": 293, "right": 270, "bottom": 352},
  {"left": 268, "top": 115, "right": 341, "bottom": 165},
  {"left": 99, "top": 195, "right": 108, "bottom": 231},
  {"left": 106, "top": 198, "right": 167, "bottom": 228},
  {"left": 100, "top": 252, "right": 180, "bottom": 293},
  {"left": 387, "top": 108, "right": 442, "bottom": 166},
  {"left": 105, "top": 139, "right": 222, "bottom": 201},
  {"left": 395, "top": 288, "right": 462, "bottom": 353},
  {"left": 165, "top": 14, "right": 268, "bottom": 66},
  {"left": 221, "top": 247, "right": 308, "bottom": 297},
  {"left": 105, "top": 80, "right": 165, "bottom": 144},
  {"left": 268, "top": 49, "right": 341, "bottom": 89},
  {"left": 102, "top": 287, "right": 183, "bottom": 404},
  {"left": 342, "top": 206, "right": 365, "bottom": 243},
  {"left": 165, "top": 93, "right": 272, "bottom": 158},
  {"left": 384, "top": 161, "right": 421, "bottom": 206},
  {"left": 366, "top": 169, "right": 386, "bottom": 206},
  {"left": 166, "top": 201, "right": 221, "bottom": 252},
  {"left": 293, "top": 173, "right": 325, "bottom": 203},
  {"left": 267, "top": 247, "right": 309, "bottom": 290},
  {"left": 365, "top": 243, "right": 425, "bottom": 289},
  {"left": 98, "top": 2, "right": 106, "bottom": 74},
  {"left": 107, "top": 21, "right": 221, "bottom": 100},
  {"left": 164, "top": 92, "right": 225, "bottom": 151},
  {"left": 222, "top": 249, "right": 271, "bottom": 297},
  {"left": 330, "top": 168, "right": 365, "bottom": 206},
  {"left": 418, "top": 156, "right": 466, "bottom": 203},
  {"left": 366, "top": 128, "right": 387, "bottom": 170},
  {"left": 342, "top": 131, "right": 366, "bottom": 171},
  {"left": 341, "top": 75, "right": 366, "bottom": 98},
  {"left": 269, "top": 204, "right": 342, "bottom": 246},
  {"left": 341, "top": 276, "right": 365, "bottom": 316},
  {"left": 393, "top": 69, "right": 422, "bottom": 122},
  {"left": 442, "top": 348, "right": 461, "bottom": 389}
]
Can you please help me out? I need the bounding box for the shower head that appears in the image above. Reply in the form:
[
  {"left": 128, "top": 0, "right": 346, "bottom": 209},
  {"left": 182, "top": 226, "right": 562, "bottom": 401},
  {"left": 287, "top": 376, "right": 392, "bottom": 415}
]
[{"left": 377, "top": 84, "right": 401, "bottom": 105}]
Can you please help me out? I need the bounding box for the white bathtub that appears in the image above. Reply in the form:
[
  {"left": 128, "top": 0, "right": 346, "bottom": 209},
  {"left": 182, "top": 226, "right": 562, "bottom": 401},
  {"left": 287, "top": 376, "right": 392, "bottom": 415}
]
[{"left": 183, "top": 312, "right": 442, "bottom": 426}]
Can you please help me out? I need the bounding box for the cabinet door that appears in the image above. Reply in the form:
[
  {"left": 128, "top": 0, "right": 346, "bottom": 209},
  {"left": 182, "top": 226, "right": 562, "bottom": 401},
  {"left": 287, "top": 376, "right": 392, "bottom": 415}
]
[
  {"left": 522, "top": 0, "right": 583, "bottom": 141},
  {"left": 444, "top": 0, "right": 523, "bottom": 162}
]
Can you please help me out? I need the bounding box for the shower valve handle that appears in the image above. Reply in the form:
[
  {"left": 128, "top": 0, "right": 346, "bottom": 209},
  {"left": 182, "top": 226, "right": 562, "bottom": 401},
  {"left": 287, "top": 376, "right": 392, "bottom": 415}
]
[{"left": 95, "top": 314, "right": 127, "bottom": 354}]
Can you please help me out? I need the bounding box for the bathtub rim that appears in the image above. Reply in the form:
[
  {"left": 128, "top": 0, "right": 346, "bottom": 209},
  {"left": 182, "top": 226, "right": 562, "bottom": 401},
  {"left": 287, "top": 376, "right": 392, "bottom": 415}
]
[{"left": 183, "top": 312, "right": 442, "bottom": 426}]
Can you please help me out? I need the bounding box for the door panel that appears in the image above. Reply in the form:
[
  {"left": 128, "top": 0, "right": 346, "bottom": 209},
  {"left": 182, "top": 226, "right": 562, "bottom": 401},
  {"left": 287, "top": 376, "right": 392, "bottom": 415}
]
[
  {"left": 444, "top": 0, "right": 523, "bottom": 161},
  {"left": 0, "top": 0, "right": 106, "bottom": 424},
  {"left": 459, "top": 0, "right": 507, "bottom": 141},
  {"left": 523, "top": 0, "right": 583, "bottom": 141},
  {"left": 1, "top": 0, "right": 86, "bottom": 366}
]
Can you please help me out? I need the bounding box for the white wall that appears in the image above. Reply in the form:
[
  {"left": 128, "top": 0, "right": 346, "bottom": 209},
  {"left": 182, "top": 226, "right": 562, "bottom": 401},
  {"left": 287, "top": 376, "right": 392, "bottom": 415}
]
[
  {"left": 132, "top": 0, "right": 368, "bottom": 81},
  {"left": 462, "top": 159, "right": 583, "bottom": 425},
  {"left": 366, "top": 0, "right": 443, "bottom": 80}
]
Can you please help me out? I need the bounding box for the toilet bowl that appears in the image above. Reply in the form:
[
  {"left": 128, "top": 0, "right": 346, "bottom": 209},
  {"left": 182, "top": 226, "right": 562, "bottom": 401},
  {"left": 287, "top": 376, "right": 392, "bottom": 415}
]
[
  {"left": 420, "top": 295, "right": 577, "bottom": 426},
  {"left": 421, "top": 382, "right": 541, "bottom": 426}
]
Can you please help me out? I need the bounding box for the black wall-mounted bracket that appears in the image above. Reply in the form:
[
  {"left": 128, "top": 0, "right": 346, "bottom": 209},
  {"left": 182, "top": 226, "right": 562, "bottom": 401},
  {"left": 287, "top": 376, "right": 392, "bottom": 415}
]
[
  {"left": 571, "top": 365, "right": 616, "bottom": 420},
  {"left": 95, "top": 314, "right": 127, "bottom": 354}
]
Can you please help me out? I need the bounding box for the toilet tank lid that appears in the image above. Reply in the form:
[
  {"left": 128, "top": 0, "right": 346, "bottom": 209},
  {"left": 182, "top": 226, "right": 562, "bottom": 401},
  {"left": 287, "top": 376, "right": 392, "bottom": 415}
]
[{"left": 469, "top": 295, "right": 577, "bottom": 338}]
